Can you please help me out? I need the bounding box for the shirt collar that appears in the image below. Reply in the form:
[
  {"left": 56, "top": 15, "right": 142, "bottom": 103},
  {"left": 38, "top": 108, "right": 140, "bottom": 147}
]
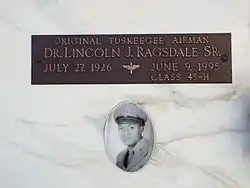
[{"left": 127, "top": 137, "right": 144, "bottom": 154}]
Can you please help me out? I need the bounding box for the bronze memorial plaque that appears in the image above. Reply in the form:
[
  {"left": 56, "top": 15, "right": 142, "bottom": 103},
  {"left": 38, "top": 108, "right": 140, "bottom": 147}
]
[{"left": 31, "top": 33, "right": 232, "bottom": 84}]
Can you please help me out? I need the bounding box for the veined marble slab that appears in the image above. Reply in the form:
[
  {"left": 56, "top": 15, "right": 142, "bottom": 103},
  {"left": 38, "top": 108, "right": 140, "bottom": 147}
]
[{"left": 1, "top": 0, "right": 250, "bottom": 187}]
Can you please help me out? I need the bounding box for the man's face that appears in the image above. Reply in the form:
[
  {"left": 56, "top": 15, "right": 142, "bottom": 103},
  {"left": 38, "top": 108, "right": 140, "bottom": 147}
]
[{"left": 118, "top": 122, "right": 143, "bottom": 147}]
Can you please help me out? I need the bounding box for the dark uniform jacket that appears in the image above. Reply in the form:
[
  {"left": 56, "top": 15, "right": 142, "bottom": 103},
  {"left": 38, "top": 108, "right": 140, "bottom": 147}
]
[{"left": 116, "top": 138, "right": 152, "bottom": 172}]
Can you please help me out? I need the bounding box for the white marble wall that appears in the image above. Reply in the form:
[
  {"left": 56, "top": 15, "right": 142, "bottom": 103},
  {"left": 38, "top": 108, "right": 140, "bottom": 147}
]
[{"left": 1, "top": 0, "right": 250, "bottom": 188}]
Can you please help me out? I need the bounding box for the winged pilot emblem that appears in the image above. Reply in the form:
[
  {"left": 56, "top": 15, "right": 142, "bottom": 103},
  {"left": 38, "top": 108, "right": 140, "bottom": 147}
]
[{"left": 122, "top": 62, "right": 140, "bottom": 75}]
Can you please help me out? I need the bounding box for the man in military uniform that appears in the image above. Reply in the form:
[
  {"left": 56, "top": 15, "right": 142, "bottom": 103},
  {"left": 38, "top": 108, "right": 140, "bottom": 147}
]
[{"left": 113, "top": 102, "right": 152, "bottom": 172}]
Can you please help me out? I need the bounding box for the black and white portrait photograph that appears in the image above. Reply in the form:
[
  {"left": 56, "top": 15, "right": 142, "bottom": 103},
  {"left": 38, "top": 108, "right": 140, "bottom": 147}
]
[{"left": 103, "top": 101, "right": 155, "bottom": 172}]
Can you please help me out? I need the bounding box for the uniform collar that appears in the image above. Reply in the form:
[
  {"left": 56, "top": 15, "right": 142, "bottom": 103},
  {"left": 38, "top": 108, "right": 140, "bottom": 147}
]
[{"left": 127, "top": 137, "right": 145, "bottom": 154}]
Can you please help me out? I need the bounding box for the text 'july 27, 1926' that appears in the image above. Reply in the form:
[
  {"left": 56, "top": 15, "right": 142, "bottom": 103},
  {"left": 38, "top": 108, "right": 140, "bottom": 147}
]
[{"left": 31, "top": 33, "right": 232, "bottom": 84}]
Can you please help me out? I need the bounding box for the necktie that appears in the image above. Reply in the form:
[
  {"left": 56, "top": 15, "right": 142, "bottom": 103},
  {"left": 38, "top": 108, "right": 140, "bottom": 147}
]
[{"left": 124, "top": 150, "right": 134, "bottom": 168}]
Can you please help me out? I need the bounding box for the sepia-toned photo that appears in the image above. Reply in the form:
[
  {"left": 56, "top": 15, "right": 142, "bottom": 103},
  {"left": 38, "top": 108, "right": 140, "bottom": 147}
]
[{"left": 103, "top": 101, "right": 155, "bottom": 172}]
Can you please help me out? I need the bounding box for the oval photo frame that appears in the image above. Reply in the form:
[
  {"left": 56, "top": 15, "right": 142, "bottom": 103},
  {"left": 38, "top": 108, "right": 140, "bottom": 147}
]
[{"left": 103, "top": 101, "right": 155, "bottom": 172}]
